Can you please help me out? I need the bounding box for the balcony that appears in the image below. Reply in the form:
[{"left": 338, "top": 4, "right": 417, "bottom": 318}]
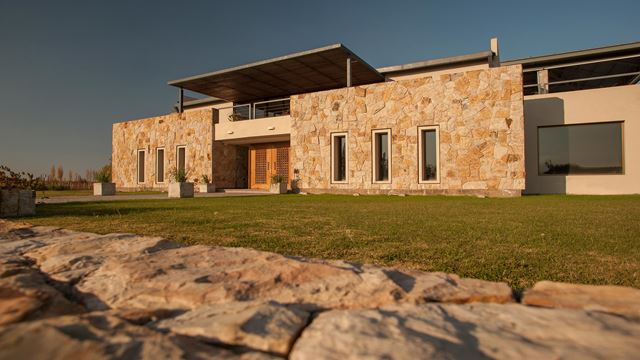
[
  {"left": 225, "top": 98, "right": 290, "bottom": 121},
  {"left": 215, "top": 98, "right": 291, "bottom": 144}
]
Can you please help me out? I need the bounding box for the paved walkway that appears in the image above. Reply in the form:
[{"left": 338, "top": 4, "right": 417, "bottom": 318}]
[{"left": 37, "top": 191, "right": 272, "bottom": 204}]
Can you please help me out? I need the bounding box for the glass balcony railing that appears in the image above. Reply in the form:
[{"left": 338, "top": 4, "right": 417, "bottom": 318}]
[{"left": 225, "top": 98, "right": 290, "bottom": 121}]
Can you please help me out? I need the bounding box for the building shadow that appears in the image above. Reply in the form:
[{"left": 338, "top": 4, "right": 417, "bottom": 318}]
[{"left": 523, "top": 97, "right": 567, "bottom": 194}]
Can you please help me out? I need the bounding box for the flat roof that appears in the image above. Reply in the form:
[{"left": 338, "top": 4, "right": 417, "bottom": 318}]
[
  {"left": 377, "top": 51, "right": 493, "bottom": 74},
  {"left": 168, "top": 44, "right": 384, "bottom": 103},
  {"left": 503, "top": 41, "right": 640, "bottom": 67},
  {"left": 504, "top": 40, "right": 640, "bottom": 95}
]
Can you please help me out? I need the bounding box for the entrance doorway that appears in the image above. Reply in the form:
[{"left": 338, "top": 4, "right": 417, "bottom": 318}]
[{"left": 249, "top": 142, "right": 291, "bottom": 190}]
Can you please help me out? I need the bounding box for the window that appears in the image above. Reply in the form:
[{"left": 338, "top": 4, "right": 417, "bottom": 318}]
[
  {"left": 176, "top": 146, "right": 186, "bottom": 174},
  {"left": 538, "top": 122, "right": 623, "bottom": 175},
  {"left": 331, "top": 133, "right": 348, "bottom": 183},
  {"left": 156, "top": 148, "right": 165, "bottom": 183},
  {"left": 137, "top": 150, "right": 145, "bottom": 183},
  {"left": 418, "top": 126, "right": 440, "bottom": 183},
  {"left": 372, "top": 129, "right": 391, "bottom": 183}
]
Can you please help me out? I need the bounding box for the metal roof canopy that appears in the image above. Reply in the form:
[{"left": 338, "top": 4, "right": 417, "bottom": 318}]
[
  {"left": 503, "top": 41, "right": 640, "bottom": 95},
  {"left": 168, "top": 44, "right": 385, "bottom": 103}
]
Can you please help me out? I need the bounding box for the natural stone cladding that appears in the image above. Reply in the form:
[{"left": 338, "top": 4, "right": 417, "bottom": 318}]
[
  {"left": 290, "top": 65, "right": 525, "bottom": 197},
  {"left": 112, "top": 109, "right": 240, "bottom": 190}
]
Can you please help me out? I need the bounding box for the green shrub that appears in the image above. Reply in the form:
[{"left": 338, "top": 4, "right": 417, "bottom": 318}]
[
  {"left": 201, "top": 174, "right": 210, "bottom": 184},
  {"left": 270, "top": 174, "right": 286, "bottom": 184},
  {"left": 94, "top": 164, "right": 111, "bottom": 183},
  {"left": 170, "top": 168, "right": 189, "bottom": 183}
]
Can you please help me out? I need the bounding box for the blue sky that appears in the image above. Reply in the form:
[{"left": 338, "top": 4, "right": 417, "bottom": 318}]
[{"left": 1, "top": 0, "right": 638, "bottom": 176}]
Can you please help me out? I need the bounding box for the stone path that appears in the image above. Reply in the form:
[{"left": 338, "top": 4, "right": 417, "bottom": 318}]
[
  {"left": 1, "top": 220, "right": 639, "bottom": 359},
  {"left": 37, "top": 190, "right": 272, "bottom": 204}
]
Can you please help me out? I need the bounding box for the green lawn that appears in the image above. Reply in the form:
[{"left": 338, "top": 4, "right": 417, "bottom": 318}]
[
  {"left": 20, "top": 194, "right": 640, "bottom": 289},
  {"left": 36, "top": 190, "right": 164, "bottom": 198}
]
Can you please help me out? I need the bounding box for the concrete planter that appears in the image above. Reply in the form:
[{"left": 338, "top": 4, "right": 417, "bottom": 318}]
[
  {"left": 198, "top": 183, "right": 216, "bottom": 193},
  {"left": 269, "top": 182, "right": 288, "bottom": 194},
  {"left": 93, "top": 182, "right": 116, "bottom": 196},
  {"left": 0, "top": 189, "right": 35, "bottom": 217},
  {"left": 168, "top": 182, "right": 194, "bottom": 198}
]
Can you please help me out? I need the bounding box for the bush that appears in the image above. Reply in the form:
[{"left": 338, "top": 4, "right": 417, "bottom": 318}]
[
  {"left": 201, "top": 174, "right": 210, "bottom": 184},
  {"left": 170, "top": 168, "right": 189, "bottom": 183},
  {"left": 270, "top": 174, "right": 286, "bottom": 184},
  {"left": 0, "top": 165, "right": 41, "bottom": 190},
  {"left": 94, "top": 164, "right": 112, "bottom": 183}
]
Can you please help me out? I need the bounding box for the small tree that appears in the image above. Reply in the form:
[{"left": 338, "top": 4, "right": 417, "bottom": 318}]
[
  {"left": 57, "top": 165, "right": 64, "bottom": 181},
  {"left": 49, "top": 165, "right": 56, "bottom": 181}
]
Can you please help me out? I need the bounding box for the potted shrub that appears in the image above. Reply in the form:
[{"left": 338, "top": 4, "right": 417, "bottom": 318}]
[
  {"left": 198, "top": 175, "right": 216, "bottom": 193},
  {"left": 0, "top": 165, "right": 38, "bottom": 217},
  {"left": 269, "top": 174, "right": 288, "bottom": 194},
  {"left": 93, "top": 164, "right": 115, "bottom": 196},
  {"left": 168, "top": 168, "right": 193, "bottom": 198}
]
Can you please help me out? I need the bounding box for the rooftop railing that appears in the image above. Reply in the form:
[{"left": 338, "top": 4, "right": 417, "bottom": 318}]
[{"left": 225, "top": 98, "right": 290, "bottom": 121}]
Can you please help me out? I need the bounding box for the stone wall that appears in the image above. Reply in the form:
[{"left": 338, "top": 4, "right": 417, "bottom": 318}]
[
  {"left": 2, "top": 221, "right": 640, "bottom": 358},
  {"left": 290, "top": 65, "right": 525, "bottom": 196},
  {"left": 112, "top": 109, "right": 239, "bottom": 190}
]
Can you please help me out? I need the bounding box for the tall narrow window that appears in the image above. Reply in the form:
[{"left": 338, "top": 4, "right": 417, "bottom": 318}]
[
  {"left": 156, "top": 148, "right": 165, "bottom": 183},
  {"left": 137, "top": 150, "right": 145, "bottom": 183},
  {"left": 176, "top": 146, "right": 186, "bottom": 174},
  {"left": 418, "top": 126, "right": 440, "bottom": 183},
  {"left": 331, "top": 133, "right": 348, "bottom": 183},
  {"left": 372, "top": 129, "right": 391, "bottom": 183}
]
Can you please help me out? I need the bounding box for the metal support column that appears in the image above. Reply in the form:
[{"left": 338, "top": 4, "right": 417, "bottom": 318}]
[
  {"left": 346, "top": 57, "right": 352, "bottom": 87},
  {"left": 178, "top": 87, "right": 184, "bottom": 113}
]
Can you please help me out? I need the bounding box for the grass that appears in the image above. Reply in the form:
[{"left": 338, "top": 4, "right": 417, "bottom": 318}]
[
  {"left": 36, "top": 190, "right": 164, "bottom": 198},
  {"left": 20, "top": 194, "right": 640, "bottom": 289}
]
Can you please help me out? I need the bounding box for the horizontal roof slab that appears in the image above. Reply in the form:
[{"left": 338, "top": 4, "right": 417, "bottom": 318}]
[{"left": 168, "top": 44, "right": 385, "bottom": 103}]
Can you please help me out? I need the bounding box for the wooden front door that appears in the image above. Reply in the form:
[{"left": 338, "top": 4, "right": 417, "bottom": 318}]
[{"left": 249, "top": 142, "right": 291, "bottom": 190}]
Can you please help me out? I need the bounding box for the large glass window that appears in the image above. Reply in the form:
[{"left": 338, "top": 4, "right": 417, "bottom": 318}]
[
  {"left": 373, "top": 129, "right": 391, "bottom": 182},
  {"left": 137, "top": 150, "right": 145, "bottom": 183},
  {"left": 331, "top": 133, "right": 348, "bottom": 183},
  {"left": 538, "top": 122, "right": 623, "bottom": 175},
  {"left": 156, "top": 148, "right": 165, "bottom": 183},
  {"left": 418, "top": 126, "right": 439, "bottom": 182}
]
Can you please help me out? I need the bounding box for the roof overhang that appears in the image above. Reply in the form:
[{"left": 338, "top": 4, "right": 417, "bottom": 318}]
[{"left": 168, "top": 44, "right": 384, "bottom": 103}]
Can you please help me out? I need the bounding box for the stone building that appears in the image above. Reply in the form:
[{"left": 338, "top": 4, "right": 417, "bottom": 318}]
[{"left": 112, "top": 39, "right": 640, "bottom": 195}]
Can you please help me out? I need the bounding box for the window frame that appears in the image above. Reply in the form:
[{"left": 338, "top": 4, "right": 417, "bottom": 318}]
[
  {"left": 417, "top": 125, "right": 440, "bottom": 184},
  {"left": 156, "top": 147, "right": 165, "bottom": 183},
  {"left": 137, "top": 149, "right": 146, "bottom": 184},
  {"left": 330, "top": 132, "right": 349, "bottom": 184},
  {"left": 537, "top": 121, "right": 625, "bottom": 176},
  {"left": 371, "top": 128, "right": 392, "bottom": 184},
  {"left": 176, "top": 145, "right": 187, "bottom": 174}
]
